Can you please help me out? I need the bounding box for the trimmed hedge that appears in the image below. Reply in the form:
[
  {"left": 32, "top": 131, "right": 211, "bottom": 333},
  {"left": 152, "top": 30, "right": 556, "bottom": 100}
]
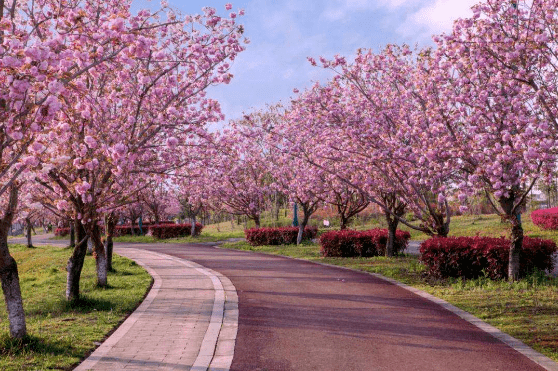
[
  {"left": 319, "top": 229, "right": 411, "bottom": 258},
  {"left": 54, "top": 227, "right": 70, "bottom": 237},
  {"left": 420, "top": 236, "right": 557, "bottom": 280},
  {"left": 244, "top": 226, "right": 318, "bottom": 246},
  {"left": 531, "top": 207, "right": 558, "bottom": 230},
  {"left": 148, "top": 223, "right": 203, "bottom": 239}
]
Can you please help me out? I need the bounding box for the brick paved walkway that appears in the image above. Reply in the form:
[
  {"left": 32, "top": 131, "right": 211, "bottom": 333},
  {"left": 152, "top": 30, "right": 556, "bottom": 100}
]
[{"left": 74, "top": 248, "right": 238, "bottom": 371}]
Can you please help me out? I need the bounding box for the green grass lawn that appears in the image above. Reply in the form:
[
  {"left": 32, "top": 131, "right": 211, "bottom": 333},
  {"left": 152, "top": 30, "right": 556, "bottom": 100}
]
[
  {"left": 220, "top": 240, "right": 558, "bottom": 362},
  {"left": 0, "top": 244, "right": 152, "bottom": 371}
]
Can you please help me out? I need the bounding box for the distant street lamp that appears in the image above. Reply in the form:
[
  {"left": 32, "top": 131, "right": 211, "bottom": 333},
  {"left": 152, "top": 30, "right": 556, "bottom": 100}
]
[{"left": 292, "top": 202, "right": 299, "bottom": 227}]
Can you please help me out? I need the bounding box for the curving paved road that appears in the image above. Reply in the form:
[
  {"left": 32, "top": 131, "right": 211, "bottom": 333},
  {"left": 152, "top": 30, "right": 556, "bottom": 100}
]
[
  {"left": 12, "top": 235, "right": 556, "bottom": 370},
  {"left": 128, "top": 242, "right": 551, "bottom": 371}
]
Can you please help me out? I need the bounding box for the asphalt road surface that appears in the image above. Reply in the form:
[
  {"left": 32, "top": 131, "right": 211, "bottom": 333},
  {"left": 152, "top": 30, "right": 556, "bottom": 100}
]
[{"left": 121, "top": 242, "right": 547, "bottom": 371}]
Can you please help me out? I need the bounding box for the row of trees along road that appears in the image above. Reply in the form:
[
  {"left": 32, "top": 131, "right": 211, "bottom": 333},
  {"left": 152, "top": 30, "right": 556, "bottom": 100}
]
[
  {"left": 205, "top": 0, "right": 558, "bottom": 283},
  {"left": 0, "top": 1, "right": 247, "bottom": 339}
]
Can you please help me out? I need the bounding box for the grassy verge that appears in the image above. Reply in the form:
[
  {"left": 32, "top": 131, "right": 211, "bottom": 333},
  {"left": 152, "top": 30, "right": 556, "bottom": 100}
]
[
  {"left": 220, "top": 240, "right": 558, "bottom": 362},
  {"left": 48, "top": 235, "right": 69, "bottom": 240},
  {"left": 0, "top": 244, "right": 152, "bottom": 370}
]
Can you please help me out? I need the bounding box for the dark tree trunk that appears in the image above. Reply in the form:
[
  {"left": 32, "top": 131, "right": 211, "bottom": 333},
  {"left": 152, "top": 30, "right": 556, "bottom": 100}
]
[
  {"left": 91, "top": 224, "right": 107, "bottom": 287},
  {"left": 104, "top": 214, "right": 117, "bottom": 272},
  {"left": 191, "top": 214, "right": 197, "bottom": 236},
  {"left": 0, "top": 185, "right": 26, "bottom": 338},
  {"left": 382, "top": 192, "right": 407, "bottom": 257},
  {"left": 66, "top": 220, "right": 88, "bottom": 301},
  {"left": 509, "top": 216, "right": 523, "bottom": 281},
  {"left": 339, "top": 216, "right": 349, "bottom": 230},
  {"left": 252, "top": 214, "right": 260, "bottom": 228},
  {"left": 297, "top": 212, "right": 311, "bottom": 245},
  {"left": 130, "top": 218, "right": 137, "bottom": 236},
  {"left": 499, "top": 191, "right": 523, "bottom": 281},
  {"left": 25, "top": 218, "right": 33, "bottom": 248},
  {"left": 297, "top": 202, "right": 318, "bottom": 245},
  {"left": 386, "top": 218, "right": 398, "bottom": 257},
  {"left": 69, "top": 221, "right": 75, "bottom": 248}
]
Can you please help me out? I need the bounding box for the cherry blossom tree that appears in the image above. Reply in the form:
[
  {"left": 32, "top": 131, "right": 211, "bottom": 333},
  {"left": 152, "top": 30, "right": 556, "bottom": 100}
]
[
  {"left": 209, "top": 122, "right": 273, "bottom": 228},
  {"left": 427, "top": 0, "right": 557, "bottom": 280},
  {"left": 250, "top": 108, "right": 326, "bottom": 244},
  {"left": 0, "top": 0, "right": 160, "bottom": 338},
  {"left": 32, "top": 3, "right": 247, "bottom": 295}
]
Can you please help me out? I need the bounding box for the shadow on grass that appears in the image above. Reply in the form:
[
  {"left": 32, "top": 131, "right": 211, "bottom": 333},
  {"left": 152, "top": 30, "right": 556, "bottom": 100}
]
[
  {"left": 64, "top": 295, "right": 117, "bottom": 313},
  {"left": 27, "top": 294, "right": 119, "bottom": 317},
  {"left": 0, "top": 334, "right": 81, "bottom": 358}
]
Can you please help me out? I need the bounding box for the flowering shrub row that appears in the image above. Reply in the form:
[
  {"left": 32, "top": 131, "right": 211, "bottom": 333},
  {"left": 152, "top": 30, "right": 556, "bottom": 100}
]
[
  {"left": 149, "top": 223, "right": 203, "bottom": 239},
  {"left": 54, "top": 227, "right": 70, "bottom": 237},
  {"left": 420, "top": 236, "right": 557, "bottom": 279},
  {"left": 245, "top": 226, "right": 318, "bottom": 246},
  {"left": 319, "top": 229, "right": 411, "bottom": 257},
  {"left": 54, "top": 223, "right": 202, "bottom": 239},
  {"left": 531, "top": 207, "right": 558, "bottom": 230}
]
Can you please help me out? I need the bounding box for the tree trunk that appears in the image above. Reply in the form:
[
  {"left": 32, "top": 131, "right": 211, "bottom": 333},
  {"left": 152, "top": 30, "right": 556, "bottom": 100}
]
[
  {"left": 91, "top": 224, "right": 107, "bottom": 287},
  {"left": 509, "top": 214, "right": 523, "bottom": 281},
  {"left": 104, "top": 215, "right": 116, "bottom": 272},
  {"left": 297, "top": 207, "right": 311, "bottom": 245},
  {"left": 191, "top": 214, "right": 197, "bottom": 236},
  {"left": 252, "top": 215, "right": 260, "bottom": 228},
  {"left": 297, "top": 225, "right": 304, "bottom": 245},
  {"left": 69, "top": 221, "right": 75, "bottom": 248},
  {"left": 0, "top": 185, "right": 26, "bottom": 338},
  {"left": 339, "top": 216, "right": 348, "bottom": 230},
  {"left": 25, "top": 218, "right": 33, "bottom": 248},
  {"left": 436, "top": 220, "right": 450, "bottom": 238},
  {"left": 386, "top": 219, "right": 398, "bottom": 257},
  {"left": 130, "top": 218, "right": 137, "bottom": 236},
  {"left": 66, "top": 220, "right": 88, "bottom": 301},
  {"left": 498, "top": 192, "right": 524, "bottom": 281}
]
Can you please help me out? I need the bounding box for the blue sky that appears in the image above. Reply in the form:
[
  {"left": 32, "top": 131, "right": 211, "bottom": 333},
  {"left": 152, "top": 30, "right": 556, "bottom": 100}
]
[{"left": 133, "top": 0, "right": 479, "bottom": 128}]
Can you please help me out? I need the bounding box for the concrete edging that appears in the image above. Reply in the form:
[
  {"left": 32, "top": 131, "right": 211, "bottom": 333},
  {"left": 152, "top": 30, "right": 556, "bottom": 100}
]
[{"left": 161, "top": 254, "right": 239, "bottom": 371}]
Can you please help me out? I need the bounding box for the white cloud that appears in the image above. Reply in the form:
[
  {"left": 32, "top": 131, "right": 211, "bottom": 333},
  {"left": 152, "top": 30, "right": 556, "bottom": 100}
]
[
  {"left": 321, "top": 0, "right": 414, "bottom": 22},
  {"left": 398, "top": 0, "right": 479, "bottom": 41}
]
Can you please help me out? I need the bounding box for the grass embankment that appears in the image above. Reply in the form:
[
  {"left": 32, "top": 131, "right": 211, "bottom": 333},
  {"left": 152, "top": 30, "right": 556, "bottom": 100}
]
[
  {"left": 0, "top": 244, "right": 152, "bottom": 370},
  {"left": 220, "top": 240, "right": 558, "bottom": 362}
]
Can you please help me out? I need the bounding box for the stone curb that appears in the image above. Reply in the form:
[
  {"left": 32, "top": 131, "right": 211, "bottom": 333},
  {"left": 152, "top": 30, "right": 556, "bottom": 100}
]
[
  {"left": 160, "top": 254, "right": 238, "bottom": 371},
  {"left": 217, "top": 246, "right": 558, "bottom": 371}
]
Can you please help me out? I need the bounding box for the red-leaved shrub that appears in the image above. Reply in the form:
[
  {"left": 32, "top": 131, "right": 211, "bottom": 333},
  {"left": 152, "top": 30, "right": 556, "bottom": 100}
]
[
  {"left": 420, "top": 236, "right": 557, "bottom": 279},
  {"left": 54, "top": 227, "right": 70, "bottom": 237},
  {"left": 244, "top": 226, "right": 318, "bottom": 246},
  {"left": 531, "top": 207, "right": 558, "bottom": 230},
  {"left": 149, "top": 223, "right": 203, "bottom": 239},
  {"left": 319, "top": 229, "right": 411, "bottom": 257}
]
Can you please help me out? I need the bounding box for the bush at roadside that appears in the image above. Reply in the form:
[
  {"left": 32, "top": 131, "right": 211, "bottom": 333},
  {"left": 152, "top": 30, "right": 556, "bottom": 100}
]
[
  {"left": 420, "top": 236, "right": 557, "bottom": 279},
  {"left": 54, "top": 227, "right": 70, "bottom": 237},
  {"left": 531, "top": 207, "right": 558, "bottom": 230},
  {"left": 245, "top": 226, "right": 318, "bottom": 246},
  {"left": 319, "top": 229, "right": 411, "bottom": 257},
  {"left": 149, "top": 223, "right": 203, "bottom": 239}
]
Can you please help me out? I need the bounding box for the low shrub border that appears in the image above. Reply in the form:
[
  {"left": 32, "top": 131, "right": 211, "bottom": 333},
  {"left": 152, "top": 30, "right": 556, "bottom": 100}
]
[
  {"left": 54, "top": 223, "right": 203, "bottom": 239},
  {"left": 54, "top": 227, "right": 70, "bottom": 237},
  {"left": 319, "top": 229, "right": 411, "bottom": 257},
  {"left": 420, "top": 236, "right": 557, "bottom": 279},
  {"left": 148, "top": 223, "right": 203, "bottom": 239},
  {"left": 531, "top": 207, "right": 558, "bottom": 230},
  {"left": 245, "top": 226, "right": 318, "bottom": 246}
]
